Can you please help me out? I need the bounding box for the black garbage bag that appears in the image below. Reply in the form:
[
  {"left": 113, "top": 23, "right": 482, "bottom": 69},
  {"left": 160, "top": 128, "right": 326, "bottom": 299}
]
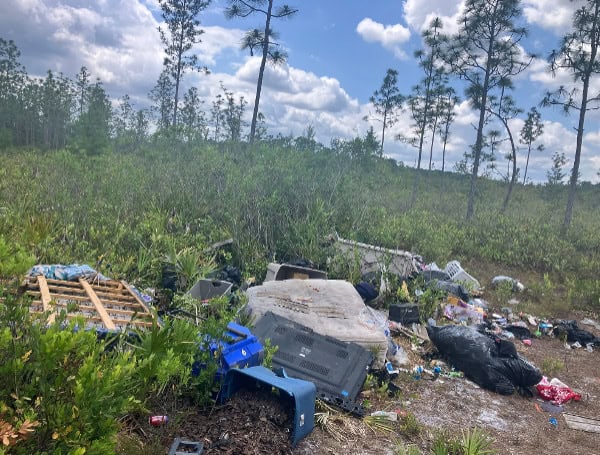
[
  {"left": 355, "top": 281, "right": 379, "bottom": 302},
  {"left": 553, "top": 320, "right": 598, "bottom": 345},
  {"left": 427, "top": 324, "right": 542, "bottom": 395}
]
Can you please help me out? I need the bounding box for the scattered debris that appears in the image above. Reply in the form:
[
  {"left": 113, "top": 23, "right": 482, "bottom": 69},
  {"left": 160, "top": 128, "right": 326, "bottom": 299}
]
[
  {"left": 193, "top": 322, "right": 264, "bottom": 380},
  {"left": 540, "top": 401, "right": 564, "bottom": 414}
]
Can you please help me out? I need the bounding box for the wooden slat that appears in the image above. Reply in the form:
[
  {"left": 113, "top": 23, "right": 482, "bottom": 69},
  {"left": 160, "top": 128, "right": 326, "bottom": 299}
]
[
  {"left": 563, "top": 413, "right": 600, "bottom": 433},
  {"left": 79, "top": 278, "right": 116, "bottom": 330},
  {"left": 121, "top": 281, "right": 154, "bottom": 318},
  {"left": 37, "top": 276, "right": 56, "bottom": 324},
  {"left": 26, "top": 291, "right": 144, "bottom": 308},
  {"left": 41, "top": 277, "right": 124, "bottom": 289}
]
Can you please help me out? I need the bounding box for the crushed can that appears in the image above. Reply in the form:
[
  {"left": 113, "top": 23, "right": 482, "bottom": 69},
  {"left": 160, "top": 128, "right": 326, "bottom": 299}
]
[{"left": 149, "top": 415, "right": 168, "bottom": 427}]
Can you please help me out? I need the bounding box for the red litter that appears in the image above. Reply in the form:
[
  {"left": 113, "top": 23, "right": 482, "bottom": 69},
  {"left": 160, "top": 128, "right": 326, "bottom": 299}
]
[{"left": 149, "top": 415, "right": 168, "bottom": 427}]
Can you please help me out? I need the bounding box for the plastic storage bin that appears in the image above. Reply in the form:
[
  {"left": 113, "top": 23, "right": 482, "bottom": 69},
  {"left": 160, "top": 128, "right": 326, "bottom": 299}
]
[
  {"left": 444, "top": 261, "right": 481, "bottom": 291},
  {"left": 187, "top": 279, "right": 233, "bottom": 301},
  {"left": 219, "top": 366, "right": 316, "bottom": 446},
  {"left": 264, "top": 263, "right": 327, "bottom": 281}
]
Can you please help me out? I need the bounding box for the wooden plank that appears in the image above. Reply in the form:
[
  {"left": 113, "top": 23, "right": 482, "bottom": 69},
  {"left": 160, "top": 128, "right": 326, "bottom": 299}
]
[
  {"left": 79, "top": 278, "right": 116, "bottom": 330},
  {"left": 27, "top": 291, "right": 143, "bottom": 309},
  {"left": 44, "top": 278, "right": 123, "bottom": 289},
  {"left": 37, "top": 276, "right": 56, "bottom": 324},
  {"left": 563, "top": 413, "right": 600, "bottom": 433},
  {"left": 121, "top": 281, "right": 153, "bottom": 318}
]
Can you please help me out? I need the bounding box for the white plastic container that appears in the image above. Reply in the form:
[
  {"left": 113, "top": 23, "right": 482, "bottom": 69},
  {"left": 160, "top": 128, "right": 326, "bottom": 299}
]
[{"left": 445, "top": 261, "right": 481, "bottom": 291}]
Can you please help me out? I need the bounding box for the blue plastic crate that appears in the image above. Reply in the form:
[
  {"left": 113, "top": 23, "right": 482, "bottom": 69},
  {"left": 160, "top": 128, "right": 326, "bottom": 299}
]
[{"left": 193, "top": 322, "right": 264, "bottom": 379}]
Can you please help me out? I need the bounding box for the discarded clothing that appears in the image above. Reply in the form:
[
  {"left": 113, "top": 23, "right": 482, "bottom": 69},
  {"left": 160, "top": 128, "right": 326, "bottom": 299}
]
[
  {"left": 536, "top": 377, "right": 581, "bottom": 405},
  {"left": 27, "top": 264, "right": 109, "bottom": 282},
  {"left": 427, "top": 324, "right": 542, "bottom": 395}
]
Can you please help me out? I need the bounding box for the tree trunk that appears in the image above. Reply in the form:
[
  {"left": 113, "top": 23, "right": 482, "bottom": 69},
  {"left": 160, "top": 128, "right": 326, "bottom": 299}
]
[
  {"left": 564, "top": 78, "right": 589, "bottom": 227},
  {"left": 173, "top": 29, "right": 185, "bottom": 127},
  {"left": 522, "top": 143, "right": 531, "bottom": 184},
  {"left": 467, "top": 43, "right": 493, "bottom": 220},
  {"left": 501, "top": 117, "right": 517, "bottom": 213},
  {"left": 428, "top": 114, "right": 438, "bottom": 171},
  {"left": 380, "top": 109, "right": 387, "bottom": 156},
  {"left": 249, "top": 0, "right": 273, "bottom": 143}
]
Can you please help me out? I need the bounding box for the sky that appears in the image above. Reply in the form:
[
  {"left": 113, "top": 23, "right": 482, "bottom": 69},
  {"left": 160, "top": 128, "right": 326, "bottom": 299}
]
[{"left": 1, "top": 0, "right": 599, "bottom": 183}]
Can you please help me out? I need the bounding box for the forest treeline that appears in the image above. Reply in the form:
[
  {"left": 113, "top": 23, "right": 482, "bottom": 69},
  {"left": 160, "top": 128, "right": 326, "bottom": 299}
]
[{"left": 1, "top": 0, "right": 599, "bottom": 228}]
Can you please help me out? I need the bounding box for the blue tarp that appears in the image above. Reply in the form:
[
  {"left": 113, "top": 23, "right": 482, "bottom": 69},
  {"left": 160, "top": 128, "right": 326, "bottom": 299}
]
[{"left": 27, "top": 264, "right": 110, "bottom": 282}]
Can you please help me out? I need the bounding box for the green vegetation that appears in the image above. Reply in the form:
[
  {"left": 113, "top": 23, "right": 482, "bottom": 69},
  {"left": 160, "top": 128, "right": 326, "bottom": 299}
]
[
  {"left": 0, "top": 277, "right": 237, "bottom": 453},
  {"left": 1, "top": 145, "right": 598, "bottom": 310},
  {"left": 541, "top": 357, "right": 565, "bottom": 377}
]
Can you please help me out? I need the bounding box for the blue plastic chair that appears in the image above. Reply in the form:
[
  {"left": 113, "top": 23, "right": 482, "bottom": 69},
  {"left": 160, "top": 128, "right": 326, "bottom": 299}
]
[{"left": 220, "top": 366, "right": 316, "bottom": 446}]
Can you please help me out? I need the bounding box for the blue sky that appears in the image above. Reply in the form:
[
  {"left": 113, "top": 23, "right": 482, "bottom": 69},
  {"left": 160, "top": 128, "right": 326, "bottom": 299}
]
[{"left": 1, "top": 0, "right": 599, "bottom": 182}]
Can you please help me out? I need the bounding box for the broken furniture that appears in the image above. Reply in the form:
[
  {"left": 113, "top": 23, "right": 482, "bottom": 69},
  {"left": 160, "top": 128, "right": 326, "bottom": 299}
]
[
  {"left": 252, "top": 311, "right": 373, "bottom": 416},
  {"left": 265, "top": 262, "right": 327, "bottom": 281},
  {"left": 245, "top": 279, "right": 388, "bottom": 367},
  {"left": 219, "top": 366, "right": 316, "bottom": 446},
  {"left": 23, "top": 275, "right": 156, "bottom": 330}
]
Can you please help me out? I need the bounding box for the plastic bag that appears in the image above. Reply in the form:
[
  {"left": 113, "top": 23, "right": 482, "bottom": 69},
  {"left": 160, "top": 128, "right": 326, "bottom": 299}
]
[
  {"left": 427, "top": 324, "right": 542, "bottom": 395},
  {"left": 536, "top": 376, "right": 582, "bottom": 405}
]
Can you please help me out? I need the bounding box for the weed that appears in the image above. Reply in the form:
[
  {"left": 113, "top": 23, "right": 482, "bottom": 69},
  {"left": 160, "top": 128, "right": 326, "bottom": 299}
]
[
  {"left": 541, "top": 357, "right": 565, "bottom": 377},
  {"left": 461, "top": 427, "right": 496, "bottom": 455},
  {"left": 431, "top": 428, "right": 463, "bottom": 455},
  {"left": 399, "top": 411, "right": 422, "bottom": 439},
  {"left": 261, "top": 338, "right": 278, "bottom": 369}
]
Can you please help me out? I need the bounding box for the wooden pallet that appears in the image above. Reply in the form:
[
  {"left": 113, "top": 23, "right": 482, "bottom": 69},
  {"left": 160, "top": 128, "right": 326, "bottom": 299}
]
[{"left": 23, "top": 275, "right": 156, "bottom": 330}]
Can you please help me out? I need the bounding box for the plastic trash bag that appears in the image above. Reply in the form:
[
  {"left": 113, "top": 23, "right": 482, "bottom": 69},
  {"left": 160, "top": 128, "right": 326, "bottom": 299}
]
[
  {"left": 536, "top": 376, "right": 581, "bottom": 405},
  {"left": 427, "top": 324, "right": 542, "bottom": 395}
]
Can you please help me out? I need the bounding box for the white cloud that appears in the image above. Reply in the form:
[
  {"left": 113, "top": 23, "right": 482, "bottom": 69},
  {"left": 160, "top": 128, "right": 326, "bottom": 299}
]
[
  {"left": 522, "top": 0, "right": 574, "bottom": 35},
  {"left": 0, "top": 0, "right": 243, "bottom": 104},
  {"left": 403, "top": 0, "right": 463, "bottom": 34},
  {"left": 356, "top": 18, "right": 411, "bottom": 59}
]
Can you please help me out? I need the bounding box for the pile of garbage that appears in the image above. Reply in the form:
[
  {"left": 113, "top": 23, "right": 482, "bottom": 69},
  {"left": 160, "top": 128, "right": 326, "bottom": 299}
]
[{"left": 24, "top": 234, "right": 600, "bottom": 447}]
